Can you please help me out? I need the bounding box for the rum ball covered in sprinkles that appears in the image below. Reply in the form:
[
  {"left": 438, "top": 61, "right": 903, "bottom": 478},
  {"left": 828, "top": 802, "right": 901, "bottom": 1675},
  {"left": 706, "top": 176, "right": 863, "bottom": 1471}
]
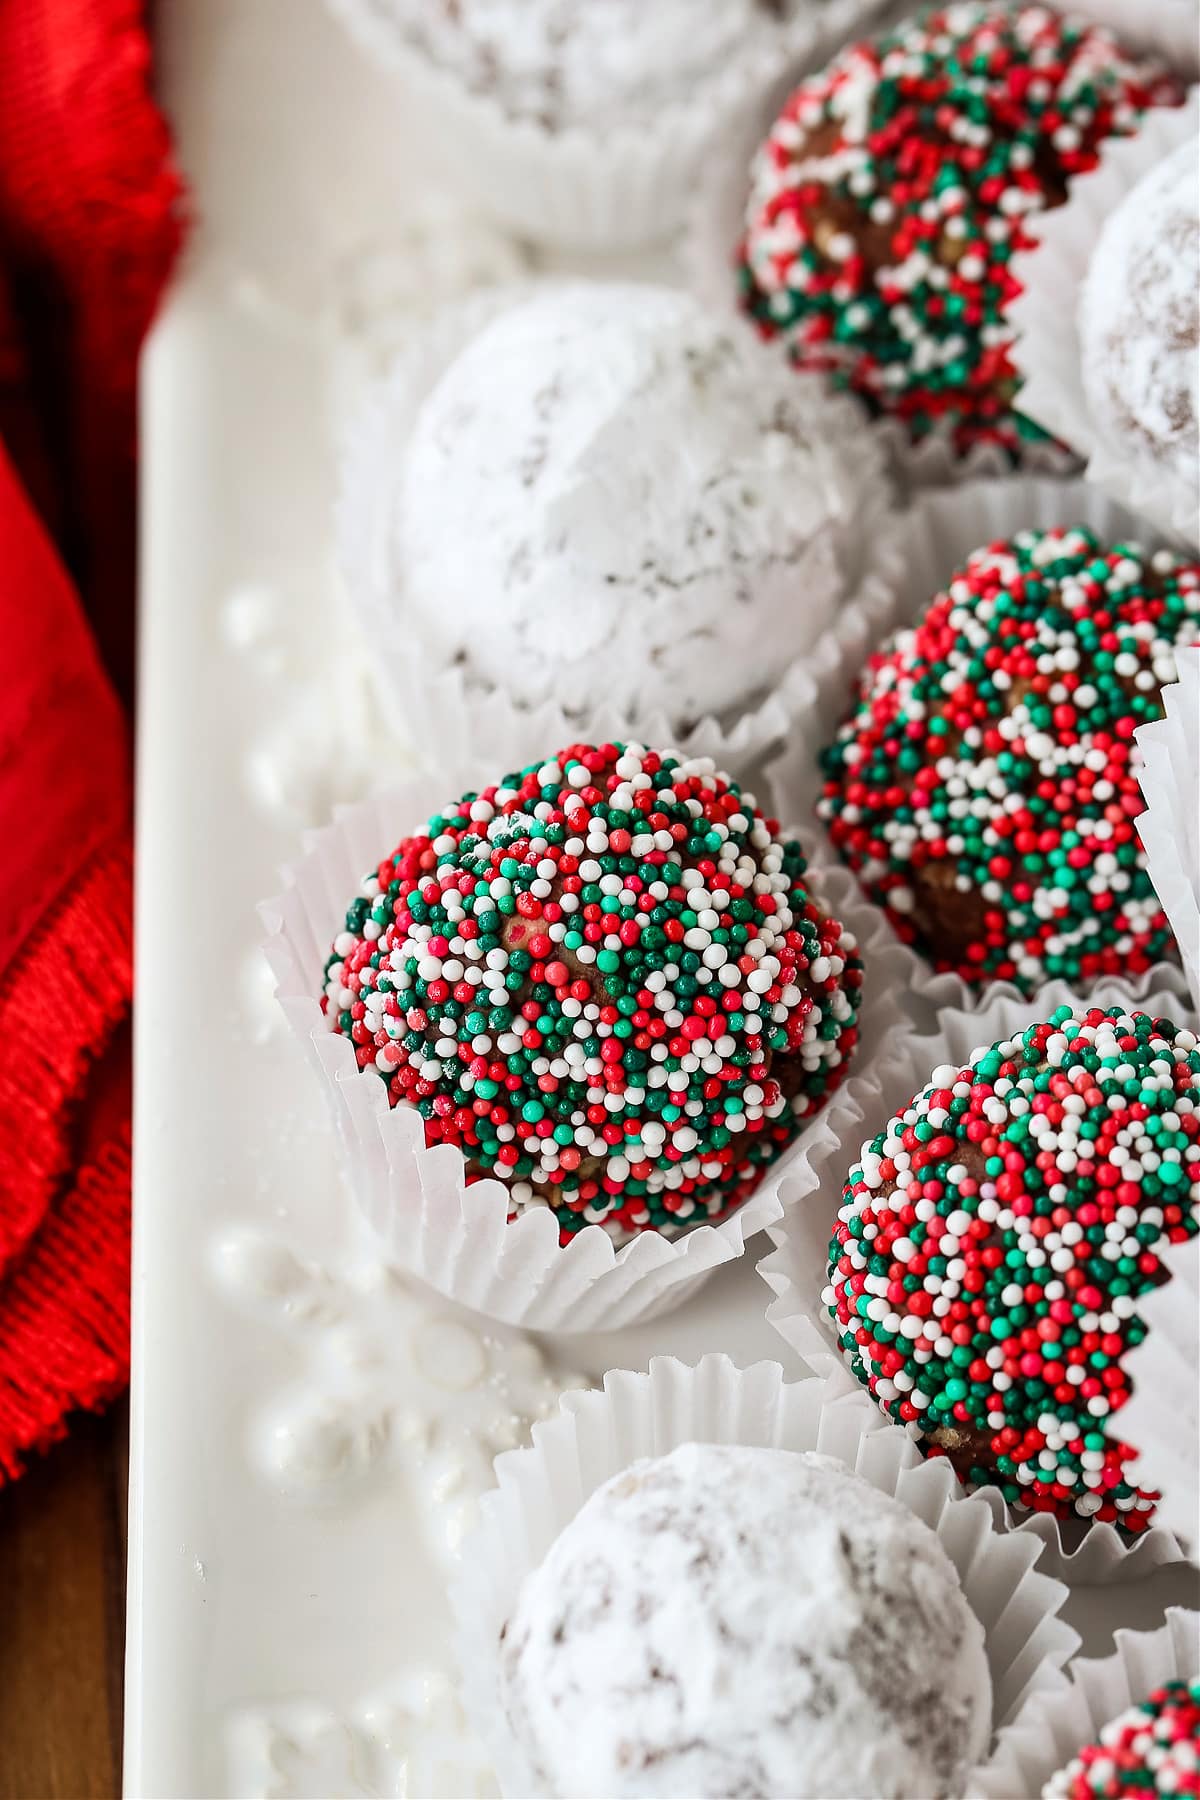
[
  {"left": 737, "top": 3, "right": 1182, "bottom": 459},
  {"left": 824, "top": 1004, "right": 1200, "bottom": 1533},
  {"left": 1043, "top": 1677, "right": 1200, "bottom": 1799},
  {"left": 817, "top": 526, "right": 1200, "bottom": 996},
  {"left": 323, "top": 745, "right": 863, "bottom": 1245}
]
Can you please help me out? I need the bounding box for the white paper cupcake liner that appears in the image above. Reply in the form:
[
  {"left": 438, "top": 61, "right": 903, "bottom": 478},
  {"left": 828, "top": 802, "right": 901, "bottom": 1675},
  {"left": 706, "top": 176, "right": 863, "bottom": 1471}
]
[
  {"left": 682, "top": 74, "right": 1078, "bottom": 492},
  {"left": 1120, "top": 1233, "right": 1200, "bottom": 1553},
  {"left": 1136, "top": 645, "right": 1200, "bottom": 1015},
  {"left": 260, "top": 766, "right": 917, "bottom": 1333},
  {"left": 766, "top": 474, "right": 1194, "bottom": 1028},
  {"left": 336, "top": 284, "right": 908, "bottom": 787},
  {"left": 327, "top": 0, "right": 886, "bottom": 252},
  {"left": 972, "top": 1606, "right": 1200, "bottom": 1798},
  {"left": 1009, "top": 92, "right": 1200, "bottom": 549},
  {"left": 450, "top": 1354, "right": 1080, "bottom": 1798},
  {"left": 759, "top": 973, "right": 1197, "bottom": 1583}
]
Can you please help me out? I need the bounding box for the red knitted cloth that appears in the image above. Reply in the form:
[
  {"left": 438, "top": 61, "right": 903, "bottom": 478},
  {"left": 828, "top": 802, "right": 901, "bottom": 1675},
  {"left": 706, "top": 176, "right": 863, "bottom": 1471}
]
[{"left": 0, "top": 0, "right": 182, "bottom": 1480}]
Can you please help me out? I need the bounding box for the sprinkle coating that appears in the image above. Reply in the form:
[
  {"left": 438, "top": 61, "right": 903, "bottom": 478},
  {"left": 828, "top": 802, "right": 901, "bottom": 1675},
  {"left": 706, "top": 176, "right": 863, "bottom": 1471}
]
[
  {"left": 818, "top": 526, "right": 1200, "bottom": 995},
  {"left": 825, "top": 1004, "right": 1200, "bottom": 1530},
  {"left": 324, "top": 744, "right": 862, "bottom": 1244},
  {"left": 738, "top": 2, "right": 1181, "bottom": 457},
  {"left": 1043, "top": 1677, "right": 1200, "bottom": 1798}
]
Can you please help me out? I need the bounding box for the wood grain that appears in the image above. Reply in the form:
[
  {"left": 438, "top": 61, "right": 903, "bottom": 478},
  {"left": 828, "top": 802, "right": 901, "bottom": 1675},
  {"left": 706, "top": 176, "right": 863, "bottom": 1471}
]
[{"left": 0, "top": 1405, "right": 127, "bottom": 1800}]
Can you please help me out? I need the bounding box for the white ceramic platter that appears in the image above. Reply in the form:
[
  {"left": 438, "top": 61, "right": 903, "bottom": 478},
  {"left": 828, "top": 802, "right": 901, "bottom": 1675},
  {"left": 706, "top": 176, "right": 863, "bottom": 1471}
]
[{"left": 126, "top": 3, "right": 1198, "bottom": 1795}]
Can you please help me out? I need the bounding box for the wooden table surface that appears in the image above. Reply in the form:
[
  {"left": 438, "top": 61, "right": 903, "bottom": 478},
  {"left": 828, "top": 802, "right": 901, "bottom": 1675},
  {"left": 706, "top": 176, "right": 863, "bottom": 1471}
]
[{"left": 0, "top": 1405, "right": 127, "bottom": 1800}]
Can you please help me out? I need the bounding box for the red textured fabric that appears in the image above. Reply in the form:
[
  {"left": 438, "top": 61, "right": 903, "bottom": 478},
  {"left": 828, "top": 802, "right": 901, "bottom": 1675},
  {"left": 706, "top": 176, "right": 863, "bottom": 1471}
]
[{"left": 0, "top": 0, "right": 182, "bottom": 1478}]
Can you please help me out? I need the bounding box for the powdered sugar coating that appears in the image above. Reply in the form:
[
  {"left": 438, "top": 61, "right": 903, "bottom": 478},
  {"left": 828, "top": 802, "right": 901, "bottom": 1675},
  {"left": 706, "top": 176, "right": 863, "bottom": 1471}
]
[
  {"left": 374, "top": 0, "right": 796, "bottom": 132},
  {"left": 499, "top": 1442, "right": 992, "bottom": 1799},
  {"left": 1080, "top": 141, "right": 1200, "bottom": 502},
  {"left": 397, "top": 284, "right": 864, "bottom": 727}
]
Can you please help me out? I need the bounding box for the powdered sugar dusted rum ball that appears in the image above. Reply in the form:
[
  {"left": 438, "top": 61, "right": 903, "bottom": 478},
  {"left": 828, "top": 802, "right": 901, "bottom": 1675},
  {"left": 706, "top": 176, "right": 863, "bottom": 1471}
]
[
  {"left": 354, "top": 0, "right": 803, "bottom": 132},
  {"left": 825, "top": 1004, "right": 1200, "bottom": 1534},
  {"left": 499, "top": 1443, "right": 992, "bottom": 1799},
  {"left": 393, "top": 284, "right": 867, "bottom": 729},
  {"left": 818, "top": 525, "right": 1200, "bottom": 995},
  {"left": 1043, "top": 1677, "right": 1200, "bottom": 1798},
  {"left": 738, "top": 3, "right": 1182, "bottom": 460},
  {"left": 1080, "top": 141, "right": 1200, "bottom": 517},
  {"left": 322, "top": 744, "right": 862, "bottom": 1245}
]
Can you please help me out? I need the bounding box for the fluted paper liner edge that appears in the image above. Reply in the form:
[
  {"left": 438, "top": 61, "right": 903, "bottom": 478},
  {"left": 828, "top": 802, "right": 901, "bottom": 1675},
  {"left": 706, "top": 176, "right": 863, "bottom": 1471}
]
[{"left": 970, "top": 1606, "right": 1200, "bottom": 1798}]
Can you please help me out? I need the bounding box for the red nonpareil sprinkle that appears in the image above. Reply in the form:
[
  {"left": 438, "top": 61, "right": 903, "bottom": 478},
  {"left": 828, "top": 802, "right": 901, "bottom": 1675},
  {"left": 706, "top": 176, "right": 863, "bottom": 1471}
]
[
  {"left": 818, "top": 526, "right": 1200, "bottom": 994},
  {"left": 738, "top": 2, "right": 1182, "bottom": 458},
  {"left": 323, "top": 744, "right": 864, "bottom": 1244},
  {"left": 825, "top": 1004, "right": 1199, "bottom": 1530}
]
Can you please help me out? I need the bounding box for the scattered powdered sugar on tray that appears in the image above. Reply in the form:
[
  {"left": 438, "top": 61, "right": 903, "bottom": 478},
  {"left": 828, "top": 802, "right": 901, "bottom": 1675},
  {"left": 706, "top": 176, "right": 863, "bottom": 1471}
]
[
  {"left": 225, "top": 1670, "right": 496, "bottom": 1799},
  {"left": 211, "top": 1226, "right": 588, "bottom": 1561}
]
